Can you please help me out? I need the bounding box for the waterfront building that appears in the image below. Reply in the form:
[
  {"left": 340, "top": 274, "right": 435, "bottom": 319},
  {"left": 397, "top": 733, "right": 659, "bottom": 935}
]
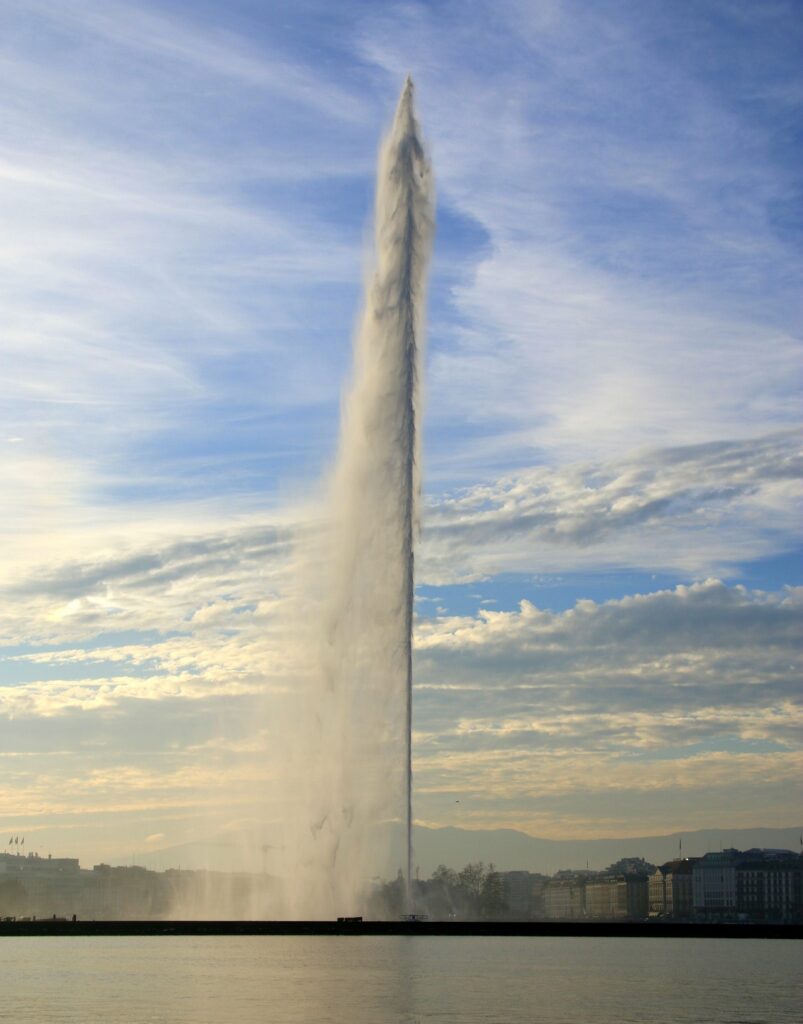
[
  {"left": 543, "top": 877, "right": 586, "bottom": 919},
  {"left": 692, "top": 851, "right": 739, "bottom": 917},
  {"left": 586, "top": 875, "right": 648, "bottom": 920},
  {"left": 500, "top": 871, "right": 549, "bottom": 919},
  {"left": 648, "top": 859, "right": 698, "bottom": 918},
  {"left": 586, "top": 876, "right": 627, "bottom": 919},
  {"left": 692, "top": 849, "right": 803, "bottom": 921},
  {"left": 736, "top": 851, "right": 802, "bottom": 922},
  {"left": 0, "top": 851, "right": 85, "bottom": 917}
]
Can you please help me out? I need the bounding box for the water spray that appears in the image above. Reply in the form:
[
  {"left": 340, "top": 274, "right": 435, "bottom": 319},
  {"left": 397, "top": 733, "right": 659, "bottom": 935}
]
[{"left": 277, "top": 77, "right": 433, "bottom": 919}]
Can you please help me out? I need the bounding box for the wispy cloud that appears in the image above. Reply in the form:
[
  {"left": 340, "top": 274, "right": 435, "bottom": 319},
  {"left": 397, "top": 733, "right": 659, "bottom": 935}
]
[
  {"left": 359, "top": 0, "right": 802, "bottom": 475},
  {"left": 19, "top": 0, "right": 371, "bottom": 123},
  {"left": 0, "top": 0, "right": 385, "bottom": 524},
  {"left": 424, "top": 430, "right": 802, "bottom": 578},
  {"left": 2, "top": 428, "right": 799, "bottom": 643}
]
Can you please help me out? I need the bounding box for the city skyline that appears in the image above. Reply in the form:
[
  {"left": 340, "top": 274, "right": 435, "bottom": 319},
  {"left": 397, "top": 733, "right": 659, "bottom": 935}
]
[
  {"left": 3, "top": 837, "right": 801, "bottom": 924},
  {"left": 1, "top": 0, "right": 801, "bottom": 867}
]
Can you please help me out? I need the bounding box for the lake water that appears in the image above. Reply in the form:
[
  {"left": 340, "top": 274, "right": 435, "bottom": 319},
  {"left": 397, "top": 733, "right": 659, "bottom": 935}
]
[{"left": 2, "top": 936, "right": 800, "bottom": 1023}]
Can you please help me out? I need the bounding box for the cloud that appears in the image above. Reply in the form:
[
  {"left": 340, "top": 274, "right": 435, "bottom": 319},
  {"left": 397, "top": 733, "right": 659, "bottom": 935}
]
[
  {"left": 423, "top": 430, "right": 802, "bottom": 578},
  {"left": 0, "top": 428, "right": 799, "bottom": 667},
  {"left": 415, "top": 578, "right": 802, "bottom": 701},
  {"left": 407, "top": 577, "right": 802, "bottom": 833},
  {"left": 2, "top": 556, "right": 800, "bottom": 837},
  {"left": 407, "top": 575, "right": 802, "bottom": 833},
  {"left": 0, "top": 0, "right": 389, "bottom": 532},
  {"left": 19, "top": 0, "right": 370, "bottom": 123},
  {"left": 3, "top": 427, "right": 799, "bottom": 614}
]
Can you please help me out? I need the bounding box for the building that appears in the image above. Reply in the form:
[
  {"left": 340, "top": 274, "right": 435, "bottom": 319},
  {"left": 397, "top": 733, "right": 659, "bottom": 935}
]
[
  {"left": 693, "top": 848, "right": 803, "bottom": 921},
  {"left": 543, "top": 876, "right": 586, "bottom": 919},
  {"left": 605, "top": 857, "right": 656, "bottom": 876},
  {"left": 500, "top": 871, "right": 549, "bottom": 919},
  {"left": 586, "top": 875, "right": 648, "bottom": 920},
  {"left": 625, "top": 874, "right": 649, "bottom": 919},
  {"left": 586, "top": 877, "right": 626, "bottom": 919},
  {"left": 649, "top": 859, "right": 698, "bottom": 918},
  {"left": 692, "top": 851, "right": 739, "bottom": 917},
  {"left": 0, "top": 851, "right": 85, "bottom": 917},
  {"left": 735, "top": 851, "right": 802, "bottom": 923}
]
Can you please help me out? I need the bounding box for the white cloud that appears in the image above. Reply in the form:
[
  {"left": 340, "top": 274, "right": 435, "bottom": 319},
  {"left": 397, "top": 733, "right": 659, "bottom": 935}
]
[
  {"left": 3, "top": 572, "right": 799, "bottom": 846},
  {"left": 423, "top": 430, "right": 802, "bottom": 578}
]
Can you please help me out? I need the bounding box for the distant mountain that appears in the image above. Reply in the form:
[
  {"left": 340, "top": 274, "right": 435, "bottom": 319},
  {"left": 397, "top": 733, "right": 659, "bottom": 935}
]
[
  {"left": 125, "top": 824, "right": 802, "bottom": 877},
  {"left": 408, "top": 824, "right": 803, "bottom": 875},
  {"left": 124, "top": 839, "right": 266, "bottom": 874}
]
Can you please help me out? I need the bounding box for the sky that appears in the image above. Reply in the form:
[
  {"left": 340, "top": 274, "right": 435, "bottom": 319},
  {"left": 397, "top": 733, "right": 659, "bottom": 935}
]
[{"left": 1, "top": 0, "right": 801, "bottom": 867}]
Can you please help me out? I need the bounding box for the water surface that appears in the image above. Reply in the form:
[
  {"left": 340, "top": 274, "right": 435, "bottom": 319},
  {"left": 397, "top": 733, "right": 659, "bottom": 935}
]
[{"left": 4, "top": 935, "right": 800, "bottom": 1023}]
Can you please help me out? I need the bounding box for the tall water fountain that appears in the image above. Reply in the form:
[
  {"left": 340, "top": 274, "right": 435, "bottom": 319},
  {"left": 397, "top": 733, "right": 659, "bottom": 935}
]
[{"left": 274, "top": 78, "right": 434, "bottom": 918}]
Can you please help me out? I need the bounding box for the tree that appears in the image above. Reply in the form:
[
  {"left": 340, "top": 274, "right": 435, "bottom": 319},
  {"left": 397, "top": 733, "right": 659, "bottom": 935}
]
[
  {"left": 366, "top": 869, "right": 405, "bottom": 919},
  {"left": 457, "top": 862, "right": 486, "bottom": 904},
  {"left": 431, "top": 864, "right": 458, "bottom": 888},
  {"left": 480, "top": 867, "right": 507, "bottom": 920}
]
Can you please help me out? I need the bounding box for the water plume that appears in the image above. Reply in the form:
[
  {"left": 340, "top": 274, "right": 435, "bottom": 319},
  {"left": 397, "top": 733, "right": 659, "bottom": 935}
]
[{"left": 271, "top": 78, "right": 433, "bottom": 918}]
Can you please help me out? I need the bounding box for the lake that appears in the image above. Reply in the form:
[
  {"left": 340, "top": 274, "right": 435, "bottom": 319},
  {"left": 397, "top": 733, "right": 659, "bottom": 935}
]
[{"left": 3, "top": 935, "right": 800, "bottom": 1023}]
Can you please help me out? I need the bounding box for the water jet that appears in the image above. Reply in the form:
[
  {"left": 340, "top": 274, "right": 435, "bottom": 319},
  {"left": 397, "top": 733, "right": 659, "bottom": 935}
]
[{"left": 276, "top": 78, "right": 433, "bottom": 918}]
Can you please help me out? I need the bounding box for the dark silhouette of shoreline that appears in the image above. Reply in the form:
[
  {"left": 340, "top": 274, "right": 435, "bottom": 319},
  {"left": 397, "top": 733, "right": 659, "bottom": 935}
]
[{"left": 1, "top": 919, "right": 800, "bottom": 939}]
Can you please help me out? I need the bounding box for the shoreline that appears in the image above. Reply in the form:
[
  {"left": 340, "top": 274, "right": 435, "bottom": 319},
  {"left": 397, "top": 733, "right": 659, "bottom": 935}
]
[{"left": 1, "top": 920, "right": 800, "bottom": 939}]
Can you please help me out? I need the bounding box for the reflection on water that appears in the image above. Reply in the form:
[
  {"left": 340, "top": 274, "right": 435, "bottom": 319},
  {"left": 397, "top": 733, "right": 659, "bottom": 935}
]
[{"left": 3, "top": 935, "right": 801, "bottom": 1023}]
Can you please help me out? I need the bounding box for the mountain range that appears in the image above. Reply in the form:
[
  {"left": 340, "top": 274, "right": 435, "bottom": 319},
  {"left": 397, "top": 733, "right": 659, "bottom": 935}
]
[{"left": 124, "top": 824, "right": 803, "bottom": 877}]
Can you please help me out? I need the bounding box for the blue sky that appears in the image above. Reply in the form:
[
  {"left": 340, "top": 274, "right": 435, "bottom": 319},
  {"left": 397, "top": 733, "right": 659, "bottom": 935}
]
[{"left": 1, "top": 0, "right": 801, "bottom": 865}]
